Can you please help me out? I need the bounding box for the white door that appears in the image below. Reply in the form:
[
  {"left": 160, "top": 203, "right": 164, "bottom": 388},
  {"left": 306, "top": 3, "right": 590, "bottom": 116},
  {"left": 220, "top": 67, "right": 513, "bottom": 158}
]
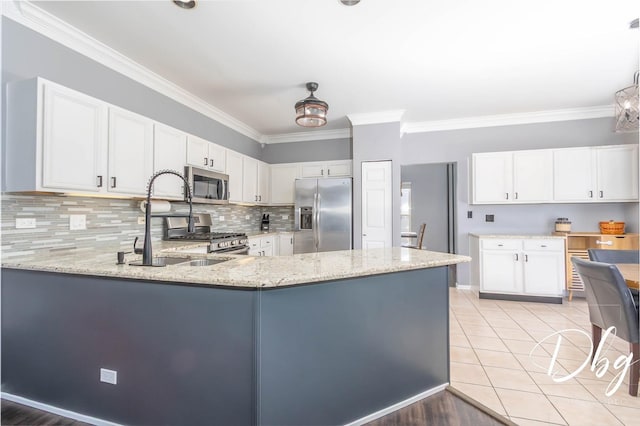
[
  {"left": 42, "top": 83, "right": 107, "bottom": 192},
  {"left": 472, "top": 152, "right": 512, "bottom": 203},
  {"left": 257, "top": 161, "right": 270, "bottom": 204},
  {"left": 270, "top": 165, "right": 299, "bottom": 204},
  {"left": 513, "top": 150, "right": 553, "bottom": 202},
  {"left": 522, "top": 251, "right": 564, "bottom": 296},
  {"left": 107, "top": 108, "right": 153, "bottom": 195},
  {"left": 226, "top": 151, "right": 244, "bottom": 203},
  {"left": 153, "top": 123, "right": 187, "bottom": 198},
  {"left": 186, "top": 135, "right": 210, "bottom": 169},
  {"left": 597, "top": 145, "right": 639, "bottom": 201},
  {"left": 553, "top": 147, "right": 596, "bottom": 201},
  {"left": 361, "top": 161, "right": 392, "bottom": 249}
]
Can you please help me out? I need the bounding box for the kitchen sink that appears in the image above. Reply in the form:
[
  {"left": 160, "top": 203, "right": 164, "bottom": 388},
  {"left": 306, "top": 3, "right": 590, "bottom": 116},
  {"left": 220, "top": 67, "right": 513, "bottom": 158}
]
[
  {"left": 187, "top": 258, "right": 229, "bottom": 267},
  {"left": 152, "top": 256, "right": 193, "bottom": 266}
]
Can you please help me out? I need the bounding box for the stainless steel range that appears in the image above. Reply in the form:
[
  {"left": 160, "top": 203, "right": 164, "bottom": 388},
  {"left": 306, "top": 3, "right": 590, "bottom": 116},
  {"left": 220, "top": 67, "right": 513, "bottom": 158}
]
[{"left": 165, "top": 214, "right": 249, "bottom": 254}]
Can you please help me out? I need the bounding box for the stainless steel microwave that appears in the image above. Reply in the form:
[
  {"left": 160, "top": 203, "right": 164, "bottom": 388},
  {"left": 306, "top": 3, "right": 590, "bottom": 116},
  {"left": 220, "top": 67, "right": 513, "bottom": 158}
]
[{"left": 185, "top": 166, "right": 229, "bottom": 204}]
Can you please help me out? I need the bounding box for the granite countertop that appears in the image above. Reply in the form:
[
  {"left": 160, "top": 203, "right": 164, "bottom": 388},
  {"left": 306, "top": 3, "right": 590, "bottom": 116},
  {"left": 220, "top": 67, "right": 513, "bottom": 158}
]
[
  {"left": 469, "top": 233, "right": 566, "bottom": 239},
  {"left": 1, "top": 242, "right": 470, "bottom": 289}
]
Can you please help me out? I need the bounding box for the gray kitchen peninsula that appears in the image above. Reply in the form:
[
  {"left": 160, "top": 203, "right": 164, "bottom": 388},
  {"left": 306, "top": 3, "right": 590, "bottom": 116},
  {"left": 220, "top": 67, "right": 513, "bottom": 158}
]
[{"left": 2, "top": 247, "right": 469, "bottom": 426}]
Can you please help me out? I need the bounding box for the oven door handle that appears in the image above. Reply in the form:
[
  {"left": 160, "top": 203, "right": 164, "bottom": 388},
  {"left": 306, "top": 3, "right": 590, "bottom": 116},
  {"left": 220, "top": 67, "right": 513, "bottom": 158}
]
[{"left": 216, "top": 246, "right": 249, "bottom": 255}]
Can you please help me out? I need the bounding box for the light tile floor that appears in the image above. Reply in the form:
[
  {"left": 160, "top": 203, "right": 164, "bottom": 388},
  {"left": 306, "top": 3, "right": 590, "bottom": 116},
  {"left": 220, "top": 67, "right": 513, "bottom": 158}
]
[{"left": 449, "top": 288, "right": 639, "bottom": 426}]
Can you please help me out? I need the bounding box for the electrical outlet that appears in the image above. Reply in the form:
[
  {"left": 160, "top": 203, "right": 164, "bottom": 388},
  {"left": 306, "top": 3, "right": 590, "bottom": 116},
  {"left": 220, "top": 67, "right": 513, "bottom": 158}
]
[
  {"left": 485, "top": 214, "right": 495, "bottom": 222},
  {"left": 16, "top": 218, "right": 36, "bottom": 229},
  {"left": 100, "top": 368, "right": 117, "bottom": 385},
  {"left": 219, "top": 216, "right": 225, "bottom": 221},
  {"left": 245, "top": 215, "right": 250, "bottom": 220},
  {"left": 69, "top": 214, "right": 87, "bottom": 230},
  {"left": 138, "top": 216, "right": 146, "bottom": 225},
  {"left": 281, "top": 215, "right": 289, "bottom": 220}
]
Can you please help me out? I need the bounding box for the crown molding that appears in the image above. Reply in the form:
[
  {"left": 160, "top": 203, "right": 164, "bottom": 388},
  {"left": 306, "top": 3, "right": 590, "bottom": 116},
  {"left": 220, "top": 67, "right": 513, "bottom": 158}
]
[
  {"left": 2, "top": 0, "right": 262, "bottom": 142},
  {"left": 262, "top": 128, "right": 351, "bottom": 144},
  {"left": 402, "top": 105, "right": 614, "bottom": 134},
  {"left": 347, "top": 110, "right": 405, "bottom": 126}
]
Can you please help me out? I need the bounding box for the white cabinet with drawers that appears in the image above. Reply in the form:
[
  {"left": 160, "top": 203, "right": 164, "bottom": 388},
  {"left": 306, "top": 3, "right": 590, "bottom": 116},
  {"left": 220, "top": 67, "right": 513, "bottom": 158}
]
[
  {"left": 248, "top": 235, "right": 275, "bottom": 256},
  {"left": 470, "top": 235, "right": 565, "bottom": 302}
]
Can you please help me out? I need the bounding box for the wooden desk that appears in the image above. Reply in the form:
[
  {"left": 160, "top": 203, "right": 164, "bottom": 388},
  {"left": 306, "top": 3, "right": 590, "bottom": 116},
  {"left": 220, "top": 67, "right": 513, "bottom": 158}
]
[{"left": 616, "top": 263, "right": 639, "bottom": 290}]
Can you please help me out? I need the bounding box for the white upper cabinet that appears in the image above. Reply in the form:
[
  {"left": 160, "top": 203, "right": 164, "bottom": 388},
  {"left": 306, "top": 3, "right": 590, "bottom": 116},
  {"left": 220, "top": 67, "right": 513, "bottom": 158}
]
[
  {"left": 107, "top": 107, "right": 154, "bottom": 195},
  {"left": 226, "top": 150, "right": 244, "bottom": 203},
  {"left": 553, "top": 147, "right": 596, "bottom": 201},
  {"left": 186, "top": 135, "right": 226, "bottom": 173},
  {"left": 596, "top": 145, "right": 639, "bottom": 201},
  {"left": 553, "top": 144, "right": 638, "bottom": 202},
  {"left": 243, "top": 156, "right": 259, "bottom": 203},
  {"left": 472, "top": 152, "right": 513, "bottom": 203},
  {"left": 41, "top": 81, "right": 108, "bottom": 192},
  {"left": 300, "top": 160, "right": 351, "bottom": 178},
  {"left": 512, "top": 150, "right": 553, "bottom": 202},
  {"left": 153, "top": 123, "right": 187, "bottom": 199},
  {"left": 257, "top": 161, "right": 270, "bottom": 205},
  {"left": 270, "top": 164, "right": 300, "bottom": 205}
]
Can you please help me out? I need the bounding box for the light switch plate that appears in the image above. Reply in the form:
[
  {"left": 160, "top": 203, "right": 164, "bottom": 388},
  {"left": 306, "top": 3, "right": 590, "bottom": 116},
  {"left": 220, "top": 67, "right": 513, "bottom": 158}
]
[
  {"left": 69, "top": 214, "right": 87, "bottom": 230},
  {"left": 100, "top": 368, "right": 117, "bottom": 385},
  {"left": 137, "top": 216, "right": 146, "bottom": 225},
  {"left": 16, "top": 218, "right": 36, "bottom": 229},
  {"left": 281, "top": 215, "right": 289, "bottom": 220},
  {"left": 219, "top": 216, "right": 225, "bottom": 221}
]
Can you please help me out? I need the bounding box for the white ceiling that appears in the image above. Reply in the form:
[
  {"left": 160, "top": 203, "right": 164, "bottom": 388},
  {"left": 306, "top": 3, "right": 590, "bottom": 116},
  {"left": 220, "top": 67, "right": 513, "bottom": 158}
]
[{"left": 27, "top": 0, "right": 640, "bottom": 141}]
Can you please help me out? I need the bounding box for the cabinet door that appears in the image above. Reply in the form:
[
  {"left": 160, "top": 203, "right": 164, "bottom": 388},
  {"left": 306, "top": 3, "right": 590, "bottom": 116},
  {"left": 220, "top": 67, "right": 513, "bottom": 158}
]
[
  {"left": 42, "top": 83, "right": 107, "bottom": 192},
  {"left": 186, "top": 135, "right": 210, "bottom": 169},
  {"left": 326, "top": 161, "right": 351, "bottom": 177},
  {"left": 270, "top": 164, "right": 299, "bottom": 205},
  {"left": 248, "top": 237, "right": 261, "bottom": 256},
  {"left": 300, "top": 163, "right": 325, "bottom": 177},
  {"left": 257, "top": 161, "right": 270, "bottom": 204},
  {"left": 208, "top": 143, "right": 226, "bottom": 173},
  {"left": 107, "top": 108, "right": 153, "bottom": 195},
  {"left": 226, "top": 151, "right": 244, "bottom": 203},
  {"left": 553, "top": 147, "right": 596, "bottom": 201},
  {"left": 597, "top": 145, "right": 639, "bottom": 201},
  {"left": 278, "top": 233, "right": 294, "bottom": 256},
  {"left": 472, "top": 152, "right": 512, "bottom": 204},
  {"left": 153, "top": 124, "right": 187, "bottom": 198},
  {"left": 480, "top": 250, "right": 521, "bottom": 293},
  {"left": 513, "top": 150, "right": 552, "bottom": 202},
  {"left": 243, "top": 156, "right": 258, "bottom": 203},
  {"left": 523, "top": 251, "right": 564, "bottom": 296}
]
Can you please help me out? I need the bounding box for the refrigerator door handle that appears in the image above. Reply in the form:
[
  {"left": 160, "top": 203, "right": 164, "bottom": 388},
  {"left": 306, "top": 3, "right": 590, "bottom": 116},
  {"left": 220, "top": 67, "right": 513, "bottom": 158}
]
[
  {"left": 313, "top": 192, "right": 319, "bottom": 249},
  {"left": 316, "top": 193, "right": 322, "bottom": 250}
]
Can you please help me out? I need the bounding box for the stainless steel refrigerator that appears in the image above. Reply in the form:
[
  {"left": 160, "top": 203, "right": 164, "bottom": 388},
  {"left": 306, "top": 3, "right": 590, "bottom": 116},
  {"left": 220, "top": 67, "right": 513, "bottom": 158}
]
[{"left": 294, "top": 178, "right": 352, "bottom": 254}]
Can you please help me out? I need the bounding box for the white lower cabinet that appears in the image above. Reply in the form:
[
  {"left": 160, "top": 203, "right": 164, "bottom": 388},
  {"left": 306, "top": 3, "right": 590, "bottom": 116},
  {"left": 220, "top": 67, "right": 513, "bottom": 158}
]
[
  {"left": 248, "top": 235, "right": 275, "bottom": 256},
  {"left": 278, "top": 233, "right": 294, "bottom": 256},
  {"left": 472, "top": 235, "right": 565, "bottom": 300}
]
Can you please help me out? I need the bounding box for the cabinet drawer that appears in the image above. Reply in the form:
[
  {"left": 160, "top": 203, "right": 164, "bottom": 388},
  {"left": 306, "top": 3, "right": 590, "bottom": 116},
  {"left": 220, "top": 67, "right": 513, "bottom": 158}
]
[
  {"left": 523, "top": 239, "right": 564, "bottom": 251},
  {"left": 261, "top": 236, "right": 274, "bottom": 247},
  {"left": 481, "top": 239, "right": 520, "bottom": 250}
]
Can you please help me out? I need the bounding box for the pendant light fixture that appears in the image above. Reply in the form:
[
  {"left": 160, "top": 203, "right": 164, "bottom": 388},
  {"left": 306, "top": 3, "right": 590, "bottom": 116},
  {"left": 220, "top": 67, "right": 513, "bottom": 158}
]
[
  {"left": 295, "top": 82, "right": 329, "bottom": 128},
  {"left": 614, "top": 71, "right": 639, "bottom": 133}
]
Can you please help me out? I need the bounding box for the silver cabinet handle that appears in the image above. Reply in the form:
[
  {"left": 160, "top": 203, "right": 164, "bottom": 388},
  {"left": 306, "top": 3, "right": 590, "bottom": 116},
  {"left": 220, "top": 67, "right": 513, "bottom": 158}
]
[
  {"left": 599, "top": 191, "right": 604, "bottom": 198},
  {"left": 204, "top": 157, "right": 208, "bottom": 166},
  {"left": 514, "top": 192, "right": 518, "bottom": 200},
  {"left": 111, "top": 177, "right": 117, "bottom": 188},
  {"left": 588, "top": 190, "right": 593, "bottom": 198},
  {"left": 259, "top": 195, "right": 262, "bottom": 201},
  {"left": 514, "top": 253, "right": 519, "bottom": 261},
  {"left": 210, "top": 159, "right": 214, "bottom": 167},
  {"left": 321, "top": 169, "right": 324, "bottom": 176},
  {"left": 327, "top": 168, "right": 331, "bottom": 175},
  {"left": 97, "top": 175, "right": 103, "bottom": 187},
  {"left": 505, "top": 193, "right": 509, "bottom": 200},
  {"left": 596, "top": 240, "right": 613, "bottom": 246},
  {"left": 255, "top": 195, "right": 258, "bottom": 202},
  {"left": 525, "top": 254, "right": 529, "bottom": 262},
  {"left": 497, "top": 244, "right": 504, "bottom": 247}
]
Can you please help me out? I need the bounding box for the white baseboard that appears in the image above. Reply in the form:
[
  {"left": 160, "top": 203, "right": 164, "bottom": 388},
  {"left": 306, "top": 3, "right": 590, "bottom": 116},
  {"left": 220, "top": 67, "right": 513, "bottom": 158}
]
[
  {"left": 1, "top": 393, "right": 122, "bottom": 426},
  {"left": 344, "top": 383, "right": 449, "bottom": 426}
]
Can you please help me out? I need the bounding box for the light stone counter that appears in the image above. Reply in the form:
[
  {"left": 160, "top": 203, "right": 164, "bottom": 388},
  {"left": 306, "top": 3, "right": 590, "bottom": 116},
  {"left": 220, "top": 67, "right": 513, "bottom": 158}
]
[
  {"left": 468, "top": 233, "right": 565, "bottom": 239},
  {"left": 1, "top": 243, "right": 470, "bottom": 289}
]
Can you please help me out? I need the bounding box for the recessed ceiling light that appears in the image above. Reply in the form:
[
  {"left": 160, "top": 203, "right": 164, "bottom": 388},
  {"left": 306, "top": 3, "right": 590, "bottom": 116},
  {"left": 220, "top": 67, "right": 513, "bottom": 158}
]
[
  {"left": 340, "top": 0, "right": 361, "bottom": 6},
  {"left": 173, "top": 0, "right": 196, "bottom": 10}
]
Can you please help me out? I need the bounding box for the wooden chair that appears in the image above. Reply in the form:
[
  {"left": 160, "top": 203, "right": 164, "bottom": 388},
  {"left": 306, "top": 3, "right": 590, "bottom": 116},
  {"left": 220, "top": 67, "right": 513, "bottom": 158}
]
[{"left": 572, "top": 257, "right": 639, "bottom": 396}]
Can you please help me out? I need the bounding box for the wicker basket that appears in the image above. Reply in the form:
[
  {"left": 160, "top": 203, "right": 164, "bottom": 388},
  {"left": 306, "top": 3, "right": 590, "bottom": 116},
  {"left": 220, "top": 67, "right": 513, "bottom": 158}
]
[{"left": 599, "top": 221, "right": 625, "bottom": 234}]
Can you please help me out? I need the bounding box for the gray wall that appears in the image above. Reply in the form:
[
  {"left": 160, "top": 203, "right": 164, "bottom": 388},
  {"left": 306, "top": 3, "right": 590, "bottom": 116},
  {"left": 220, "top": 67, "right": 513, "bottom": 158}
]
[
  {"left": 352, "top": 122, "right": 403, "bottom": 249},
  {"left": 261, "top": 137, "right": 352, "bottom": 164},
  {"left": 401, "top": 117, "right": 639, "bottom": 285},
  {"left": 1, "top": 17, "right": 262, "bottom": 159}
]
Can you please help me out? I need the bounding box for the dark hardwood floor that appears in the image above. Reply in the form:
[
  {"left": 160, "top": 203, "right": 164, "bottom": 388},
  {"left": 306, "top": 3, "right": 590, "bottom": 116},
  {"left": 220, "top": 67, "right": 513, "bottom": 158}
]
[{"left": 2, "top": 387, "right": 512, "bottom": 425}]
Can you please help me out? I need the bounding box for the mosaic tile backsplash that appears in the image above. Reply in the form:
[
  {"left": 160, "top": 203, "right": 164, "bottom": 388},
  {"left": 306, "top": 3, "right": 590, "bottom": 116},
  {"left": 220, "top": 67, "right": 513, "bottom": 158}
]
[{"left": 1, "top": 194, "right": 294, "bottom": 258}]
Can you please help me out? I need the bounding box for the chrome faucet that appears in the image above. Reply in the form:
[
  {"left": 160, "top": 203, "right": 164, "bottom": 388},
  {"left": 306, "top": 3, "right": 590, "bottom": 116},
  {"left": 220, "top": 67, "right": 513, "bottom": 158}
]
[{"left": 138, "top": 169, "right": 194, "bottom": 266}]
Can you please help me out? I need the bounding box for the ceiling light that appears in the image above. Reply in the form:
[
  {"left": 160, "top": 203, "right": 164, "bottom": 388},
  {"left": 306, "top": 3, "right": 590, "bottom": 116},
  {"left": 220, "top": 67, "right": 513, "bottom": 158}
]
[
  {"left": 630, "top": 18, "right": 639, "bottom": 29},
  {"left": 173, "top": 0, "right": 196, "bottom": 10},
  {"left": 295, "top": 82, "right": 329, "bottom": 128},
  {"left": 614, "top": 71, "right": 639, "bottom": 133},
  {"left": 340, "top": 0, "right": 361, "bottom": 5}
]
